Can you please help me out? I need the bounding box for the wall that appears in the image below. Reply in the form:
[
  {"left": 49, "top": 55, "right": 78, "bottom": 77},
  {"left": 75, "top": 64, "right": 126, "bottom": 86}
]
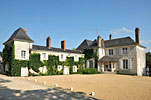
[
  {"left": 14, "top": 41, "right": 32, "bottom": 60},
  {"left": 136, "top": 46, "right": 146, "bottom": 76},
  {"left": 31, "top": 50, "right": 84, "bottom": 62},
  {"left": 104, "top": 46, "right": 138, "bottom": 74}
]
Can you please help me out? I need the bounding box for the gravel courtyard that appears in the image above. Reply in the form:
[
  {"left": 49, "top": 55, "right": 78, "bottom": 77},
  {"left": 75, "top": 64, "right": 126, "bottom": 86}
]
[{"left": 23, "top": 74, "right": 151, "bottom": 100}]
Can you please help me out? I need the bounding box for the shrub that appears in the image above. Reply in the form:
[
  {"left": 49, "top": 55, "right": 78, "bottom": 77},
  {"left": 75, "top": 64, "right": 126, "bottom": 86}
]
[
  {"left": 83, "top": 68, "right": 98, "bottom": 74},
  {"left": 77, "top": 66, "right": 84, "bottom": 74}
]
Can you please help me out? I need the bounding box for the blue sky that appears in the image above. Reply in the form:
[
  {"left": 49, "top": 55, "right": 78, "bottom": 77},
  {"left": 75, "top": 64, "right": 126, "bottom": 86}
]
[{"left": 0, "top": 0, "right": 151, "bottom": 51}]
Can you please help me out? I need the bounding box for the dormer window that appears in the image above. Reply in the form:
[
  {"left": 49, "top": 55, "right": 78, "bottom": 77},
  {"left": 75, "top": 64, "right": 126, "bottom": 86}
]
[
  {"left": 21, "top": 50, "right": 26, "bottom": 58},
  {"left": 109, "top": 49, "right": 113, "bottom": 55},
  {"left": 123, "top": 48, "right": 128, "bottom": 54}
]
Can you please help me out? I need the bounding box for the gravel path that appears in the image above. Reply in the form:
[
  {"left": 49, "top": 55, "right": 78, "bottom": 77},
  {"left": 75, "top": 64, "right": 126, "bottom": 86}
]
[
  {"left": 0, "top": 75, "right": 99, "bottom": 100},
  {"left": 23, "top": 74, "right": 151, "bottom": 100}
]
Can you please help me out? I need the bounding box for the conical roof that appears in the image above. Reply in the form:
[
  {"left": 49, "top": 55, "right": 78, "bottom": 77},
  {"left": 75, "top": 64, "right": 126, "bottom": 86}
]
[{"left": 3, "top": 27, "right": 34, "bottom": 44}]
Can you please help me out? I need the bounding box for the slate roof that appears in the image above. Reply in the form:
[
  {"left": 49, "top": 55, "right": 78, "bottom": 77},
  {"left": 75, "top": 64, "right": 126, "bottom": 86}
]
[
  {"left": 99, "top": 56, "right": 121, "bottom": 62},
  {"left": 76, "top": 37, "right": 145, "bottom": 51},
  {"left": 104, "top": 37, "right": 137, "bottom": 48},
  {"left": 76, "top": 39, "right": 92, "bottom": 50},
  {"left": 3, "top": 27, "right": 33, "bottom": 44},
  {"left": 32, "top": 45, "right": 83, "bottom": 54}
]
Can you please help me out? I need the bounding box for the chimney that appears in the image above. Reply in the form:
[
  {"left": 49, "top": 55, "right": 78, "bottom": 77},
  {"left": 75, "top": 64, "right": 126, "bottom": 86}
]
[
  {"left": 23, "top": 28, "right": 27, "bottom": 33},
  {"left": 46, "top": 36, "right": 51, "bottom": 49},
  {"left": 102, "top": 39, "right": 105, "bottom": 48},
  {"left": 135, "top": 27, "right": 140, "bottom": 44},
  {"left": 109, "top": 34, "right": 112, "bottom": 40},
  {"left": 97, "top": 35, "right": 101, "bottom": 47},
  {"left": 61, "top": 40, "right": 66, "bottom": 50}
]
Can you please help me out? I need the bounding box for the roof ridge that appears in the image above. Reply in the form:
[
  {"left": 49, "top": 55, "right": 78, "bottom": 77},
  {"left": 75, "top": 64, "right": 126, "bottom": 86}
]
[
  {"left": 104, "top": 36, "right": 131, "bottom": 41},
  {"left": 33, "top": 45, "right": 81, "bottom": 51}
]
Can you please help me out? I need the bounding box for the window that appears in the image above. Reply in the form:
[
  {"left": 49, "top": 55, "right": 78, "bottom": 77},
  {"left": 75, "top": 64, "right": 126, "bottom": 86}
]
[
  {"left": 109, "top": 49, "right": 113, "bottom": 55},
  {"left": 123, "top": 48, "right": 128, "bottom": 54},
  {"left": 21, "top": 50, "right": 26, "bottom": 58},
  {"left": 42, "top": 53, "right": 46, "bottom": 60},
  {"left": 75, "top": 55, "right": 77, "bottom": 61},
  {"left": 123, "top": 59, "right": 128, "bottom": 69},
  {"left": 61, "top": 54, "right": 63, "bottom": 59}
]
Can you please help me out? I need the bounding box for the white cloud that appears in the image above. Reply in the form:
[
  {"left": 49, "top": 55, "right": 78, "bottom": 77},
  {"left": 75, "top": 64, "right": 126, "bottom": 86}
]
[
  {"left": 109, "top": 27, "right": 133, "bottom": 35},
  {"left": 141, "top": 40, "right": 151, "bottom": 44}
]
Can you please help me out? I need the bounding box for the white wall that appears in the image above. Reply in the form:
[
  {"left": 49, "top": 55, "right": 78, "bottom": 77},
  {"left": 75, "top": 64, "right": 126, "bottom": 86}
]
[
  {"left": 31, "top": 50, "right": 84, "bottom": 62},
  {"left": 14, "top": 41, "right": 32, "bottom": 60},
  {"left": 136, "top": 46, "right": 146, "bottom": 76},
  {"left": 97, "top": 48, "right": 105, "bottom": 59}
]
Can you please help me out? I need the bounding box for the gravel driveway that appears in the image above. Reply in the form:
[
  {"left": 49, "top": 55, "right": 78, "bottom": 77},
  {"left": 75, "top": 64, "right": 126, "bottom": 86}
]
[{"left": 0, "top": 75, "right": 99, "bottom": 100}]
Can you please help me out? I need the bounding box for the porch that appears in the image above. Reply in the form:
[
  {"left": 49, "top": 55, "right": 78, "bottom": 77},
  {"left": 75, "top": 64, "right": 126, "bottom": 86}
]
[{"left": 98, "top": 56, "right": 120, "bottom": 72}]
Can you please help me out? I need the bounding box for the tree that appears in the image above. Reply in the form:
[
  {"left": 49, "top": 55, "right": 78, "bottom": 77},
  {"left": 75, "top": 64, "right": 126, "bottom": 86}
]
[{"left": 146, "top": 52, "right": 151, "bottom": 75}]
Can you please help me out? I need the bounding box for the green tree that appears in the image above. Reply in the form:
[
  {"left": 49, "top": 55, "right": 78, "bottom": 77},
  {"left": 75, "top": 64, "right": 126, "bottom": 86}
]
[{"left": 146, "top": 52, "right": 151, "bottom": 75}]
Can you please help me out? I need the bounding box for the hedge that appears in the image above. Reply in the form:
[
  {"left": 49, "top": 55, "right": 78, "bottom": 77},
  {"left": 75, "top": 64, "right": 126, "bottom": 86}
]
[{"left": 83, "top": 68, "right": 98, "bottom": 74}]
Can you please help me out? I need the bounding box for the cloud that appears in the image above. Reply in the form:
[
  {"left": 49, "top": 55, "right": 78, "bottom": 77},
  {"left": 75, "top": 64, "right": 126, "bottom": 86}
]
[
  {"left": 109, "top": 27, "right": 133, "bottom": 35},
  {"left": 141, "top": 40, "right": 151, "bottom": 44}
]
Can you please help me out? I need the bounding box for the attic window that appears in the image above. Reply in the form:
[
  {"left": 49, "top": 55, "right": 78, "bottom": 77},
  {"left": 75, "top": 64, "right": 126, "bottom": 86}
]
[{"left": 21, "top": 50, "right": 26, "bottom": 58}]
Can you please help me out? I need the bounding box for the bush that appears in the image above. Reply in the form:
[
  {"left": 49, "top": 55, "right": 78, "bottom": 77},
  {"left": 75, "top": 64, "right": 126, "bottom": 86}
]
[
  {"left": 77, "top": 66, "right": 84, "bottom": 74},
  {"left": 83, "top": 68, "right": 98, "bottom": 74}
]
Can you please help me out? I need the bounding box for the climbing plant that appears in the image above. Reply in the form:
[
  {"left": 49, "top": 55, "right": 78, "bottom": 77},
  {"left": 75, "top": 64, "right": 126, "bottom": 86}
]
[
  {"left": 44, "top": 55, "right": 60, "bottom": 75},
  {"left": 84, "top": 49, "right": 98, "bottom": 68},
  {"left": 29, "top": 53, "right": 43, "bottom": 73}
]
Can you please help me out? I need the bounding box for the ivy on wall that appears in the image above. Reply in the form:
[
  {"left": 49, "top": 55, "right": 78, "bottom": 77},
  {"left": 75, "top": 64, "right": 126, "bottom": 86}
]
[
  {"left": 29, "top": 53, "right": 43, "bottom": 73},
  {"left": 44, "top": 55, "right": 60, "bottom": 75},
  {"left": 84, "top": 49, "right": 98, "bottom": 68},
  {"left": 11, "top": 60, "right": 29, "bottom": 76},
  {"left": 2, "top": 44, "right": 85, "bottom": 76},
  {"left": 2, "top": 44, "right": 14, "bottom": 75},
  {"left": 84, "top": 49, "right": 94, "bottom": 60}
]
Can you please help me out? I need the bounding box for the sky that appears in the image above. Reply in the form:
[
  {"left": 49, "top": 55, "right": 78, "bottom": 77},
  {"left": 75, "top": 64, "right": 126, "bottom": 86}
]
[{"left": 0, "top": 0, "right": 151, "bottom": 52}]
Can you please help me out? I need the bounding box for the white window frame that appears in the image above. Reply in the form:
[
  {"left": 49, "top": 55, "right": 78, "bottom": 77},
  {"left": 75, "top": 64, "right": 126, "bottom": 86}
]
[
  {"left": 21, "top": 50, "right": 26, "bottom": 58},
  {"left": 61, "top": 54, "right": 64, "bottom": 60},
  {"left": 42, "top": 53, "right": 46, "bottom": 60},
  {"left": 123, "top": 48, "right": 128, "bottom": 55}
]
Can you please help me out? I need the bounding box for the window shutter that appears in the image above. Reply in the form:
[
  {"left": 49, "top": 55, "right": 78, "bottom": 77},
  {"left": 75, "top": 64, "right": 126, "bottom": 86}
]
[
  {"left": 119, "top": 48, "right": 122, "bottom": 55},
  {"left": 119, "top": 59, "right": 123, "bottom": 69},
  {"left": 129, "top": 59, "right": 132, "bottom": 69},
  {"left": 113, "top": 49, "right": 116, "bottom": 55}
]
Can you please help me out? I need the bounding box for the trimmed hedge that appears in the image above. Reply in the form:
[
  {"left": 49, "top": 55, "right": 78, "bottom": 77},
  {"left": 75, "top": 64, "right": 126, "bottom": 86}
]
[{"left": 83, "top": 68, "right": 98, "bottom": 74}]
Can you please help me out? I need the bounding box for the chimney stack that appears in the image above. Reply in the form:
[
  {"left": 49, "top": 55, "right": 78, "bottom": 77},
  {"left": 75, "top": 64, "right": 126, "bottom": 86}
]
[
  {"left": 102, "top": 39, "right": 105, "bottom": 48},
  {"left": 135, "top": 27, "right": 140, "bottom": 44},
  {"left": 97, "top": 35, "right": 101, "bottom": 47},
  {"left": 46, "top": 36, "right": 51, "bottom": 49},
  {"left": 61, "top": 40, "right": 66, "bottom": 50},
  {"left": 23, "top": 28, "right": 27, "bottom": 33},
  {"left": 109, "top": 34, "right": 112, "bottom": 40}
]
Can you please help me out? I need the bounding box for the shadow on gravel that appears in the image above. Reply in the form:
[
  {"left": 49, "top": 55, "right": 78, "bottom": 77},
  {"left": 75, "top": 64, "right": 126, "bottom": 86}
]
[{"left": 0, "top": 78, "right": 100, "bottom": 100}]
